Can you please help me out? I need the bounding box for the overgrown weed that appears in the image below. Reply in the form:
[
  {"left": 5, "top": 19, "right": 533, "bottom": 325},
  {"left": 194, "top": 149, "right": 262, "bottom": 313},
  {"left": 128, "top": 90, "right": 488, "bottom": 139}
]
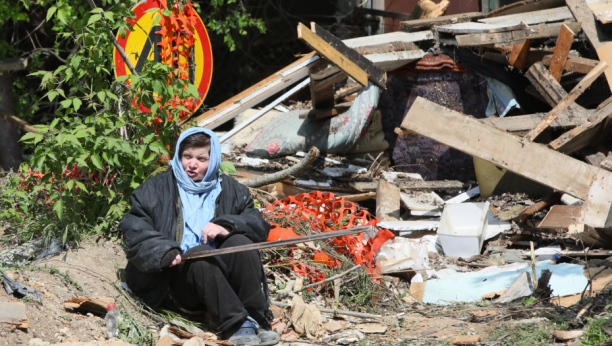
[
  {"left": 581, "top": 316, "right": 612, "bottom": 346},
  {"left": 488, "top": 322, "right": 552, "bottom": 346}
]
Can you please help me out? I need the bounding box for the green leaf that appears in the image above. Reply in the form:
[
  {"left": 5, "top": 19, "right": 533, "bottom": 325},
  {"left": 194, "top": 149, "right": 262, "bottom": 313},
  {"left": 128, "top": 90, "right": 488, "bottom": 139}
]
[
  {"left": 161, "top": 9, "right": 172, "bottom": 16},
  {"left": 47, "top": 6, "right": 57, "bottom": 21},
  {"left": 50, "top": 118, "right": 60, "bottom": 129},
  {"left": 130, "top": 75, "right": 140, "bottom": 85},
  {"left": 87, "top": 14, "right": 102, "bottom": 26},
  {"left": 60, "top": 99, "right": 73, "bottom": 109},
  {"left": 144, "top": 7, "right": 160, "bottom": 13},
  {"left": 187, "top": 83, "right": 200, "bottom": 99},
  {"left": 57, "top": 9, "right": 68, "bottom": 25},
  {"left": 47, "top": 91, "right": 58, "bottom": 102},
  {"left": 20, "top": 132, "right": 38, "bottom": 142},
  {"left": 219, "top": 161, "right": 237, "bottom": 174},
  {"left": 73, "top": 98, "right": 82, "bottom": 112},
  {"left": 53, "top": 199, "right": 64, "bottom": 220},
  {"left": 103, "top": 12, "right": 114, "bottom": 21},
  {"left": 90, "top": 154, "right": 104, "bottom": 170},
  {"left": 116, "top": 75, "right": 129, "bottom": 82},
  {"left": 65, "top": 180, "right": 75, "bottom": 191},
  {"left": 148, "top": 141, "right": 165, "bottom": 153},
  {"left": 119, "top": 26, "right": 127, "bottom": 39},
  {"left": 75, "top": 181, "right": 89, "bottom": 193},
  {"left": 90, "top": 8, "right": 104, "bottom": 13},
  {"left": 97, "top": 91, "right": 106, "bottom": 103}
]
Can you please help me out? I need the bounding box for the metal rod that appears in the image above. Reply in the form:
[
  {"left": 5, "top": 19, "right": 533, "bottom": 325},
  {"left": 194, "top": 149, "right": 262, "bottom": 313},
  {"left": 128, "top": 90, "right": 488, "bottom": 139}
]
[
  {"left": 181, "top": 226, "right": 373, "bottom": 261},
  {"left": 293, "top": 264, "right": 361, "bottom": 293}
]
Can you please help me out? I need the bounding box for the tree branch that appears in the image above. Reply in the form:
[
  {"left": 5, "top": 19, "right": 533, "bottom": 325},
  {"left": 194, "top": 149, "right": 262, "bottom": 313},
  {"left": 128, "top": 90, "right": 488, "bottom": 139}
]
[{"left": 241, "top": 147, "right": 319, "bottom": 188}]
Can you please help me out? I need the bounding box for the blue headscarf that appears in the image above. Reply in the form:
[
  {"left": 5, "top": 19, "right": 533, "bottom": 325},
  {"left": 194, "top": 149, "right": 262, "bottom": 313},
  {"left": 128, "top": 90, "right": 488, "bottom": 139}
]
[{"left": 169, "top": 127, "right": 222, "bottom": 252}]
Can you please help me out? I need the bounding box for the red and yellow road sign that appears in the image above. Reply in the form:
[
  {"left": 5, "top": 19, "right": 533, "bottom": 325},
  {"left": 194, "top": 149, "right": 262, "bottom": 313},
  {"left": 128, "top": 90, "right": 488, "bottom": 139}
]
[{"left": 113, "top": 0, "right": 212, "bottom": 117}]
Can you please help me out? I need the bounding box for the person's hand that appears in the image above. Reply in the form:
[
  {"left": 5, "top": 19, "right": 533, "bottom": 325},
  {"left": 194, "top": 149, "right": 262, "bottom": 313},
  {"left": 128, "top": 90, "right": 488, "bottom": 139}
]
[
  {"left": 170, "top": 254, "right": 182, "bottom": 267},
  {"left": 201, "top": 223, "right": 229, "bottom": 244}
]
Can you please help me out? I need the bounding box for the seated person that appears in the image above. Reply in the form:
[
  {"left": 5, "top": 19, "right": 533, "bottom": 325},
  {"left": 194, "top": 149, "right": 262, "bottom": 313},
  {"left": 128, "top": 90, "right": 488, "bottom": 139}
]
[{"left": 120, "top": 128, "right": 279, "bottom": 345}]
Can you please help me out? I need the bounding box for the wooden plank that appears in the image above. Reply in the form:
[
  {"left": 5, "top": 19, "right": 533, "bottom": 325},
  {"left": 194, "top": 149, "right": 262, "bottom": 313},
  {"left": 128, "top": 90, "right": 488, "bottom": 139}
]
[
  {"left": 342, "top": 191, "right": 376, "bottom": 202},
  {"left": 455, "top": 22, "right": 582, "bottom": 47},
  {"left": 194, "top": 52, "right": 319, "bottom": 129},
  {"left": 486, "top": 0, "right": 566, "bottom": 18},
  {"left": 479, "top": 6, "right": 573, "bottom": 26},
  {"left": 399, "top": 12, "right": 485, "bottom": 32},
  {"left": 352, "top": 41, "right": 419, "bottom": 55},
  {"left": 363, "top": 50, "right": 425, "bottom": 71},
  {"left": 350, "top": 180, "right": 464, "bottom": 192},
  {"left": 376, "top": 180, "right": 401, "bottom": 222},
  {"left": 480, "top": 111, "right": 591, "bottom": 132},
  {"left": 309, "top": 60, "right": 345, "bottom": 109},
  {"left": 586, "top": 0, "right": 612, "bottom": 24},
  {"left": 565, "top": 0, "right": 612, "bottom": 90},
  {"left": 399, "top": 97, "right": 599, "bottom": 199},
  {"left": 579, "top": 169, "right": 612, "bottom": 228},
  {"left": 548, "top": 101, "right": 612, "bottom": 154},
  {"left": 524, "top": 61, "right": 608, "bottom": 141},
  {"left": 354, "top": 7, "right": 412, "bottom": 20},
  {"left": 298, "top": 23, "right": 368, "bottom": 87},
  {"left": 310, "top": 23, "right": 387, "bottom": 89},
  {"left": 565, "top": 0, "right": 608, "bottom": 50},
  {"left": 436, "top": 22, "right": 526, "bottom": 34},
  {"left": 527, "top": 51, "right": 600, "bottom": 75},
  {"left": 181, "top": 226, "right": 372, "bottom": 261},
  {"left": 525, "top": 61, "right": 588, "bottom": 115},
  {"left": 343, "top": 31, "right": 434, "bottom": 48},
  {"left": 508, "top": 23, "right": 532, "bottom": 70},
  {"left": 538, "top": 205, "right": 582, "bottom": 229},
  {"left": 549, "top": 24, "right": 576, "bottom": 81}
]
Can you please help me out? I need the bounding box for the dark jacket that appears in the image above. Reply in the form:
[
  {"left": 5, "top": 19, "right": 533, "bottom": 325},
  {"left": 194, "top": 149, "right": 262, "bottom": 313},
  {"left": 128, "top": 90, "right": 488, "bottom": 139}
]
[{"left": 119, "top": 169, "right": 271, "bottom": 309}]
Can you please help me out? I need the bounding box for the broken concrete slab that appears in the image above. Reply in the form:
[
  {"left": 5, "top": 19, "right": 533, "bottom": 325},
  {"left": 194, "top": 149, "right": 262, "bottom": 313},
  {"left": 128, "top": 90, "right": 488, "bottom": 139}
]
[
  {"left": 496, "top": 271, "right": 534, "bottom": 303},
  {"left": 0, "top": 301, "right": 27, "bottom": 329}
]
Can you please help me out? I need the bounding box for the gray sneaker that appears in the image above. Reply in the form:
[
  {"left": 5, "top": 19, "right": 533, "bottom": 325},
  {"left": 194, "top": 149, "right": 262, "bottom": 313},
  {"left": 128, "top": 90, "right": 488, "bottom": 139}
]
[{"left": 257, "top": 329, "right": 280, "bottom": 346}]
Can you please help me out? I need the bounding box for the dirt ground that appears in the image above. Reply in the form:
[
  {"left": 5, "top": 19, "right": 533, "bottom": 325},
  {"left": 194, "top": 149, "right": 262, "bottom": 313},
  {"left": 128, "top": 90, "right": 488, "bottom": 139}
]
[
  {"left": 0, "top": 239, "right": 135, "bottom": 346},
  {"left": 0, "top": 237, "right": 602, "bottom": 346}
]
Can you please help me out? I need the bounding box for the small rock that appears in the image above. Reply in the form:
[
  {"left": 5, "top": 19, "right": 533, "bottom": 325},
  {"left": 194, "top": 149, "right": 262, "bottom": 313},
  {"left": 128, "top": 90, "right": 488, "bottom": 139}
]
[
  {"left": 337, "top": 337, "right": 359, "bottom": 344},
  {"left": 469, "top": 310, "right": 497, "bottom": 318},
  {"left": 324, "top": 320, "right": 344, "bottom": 333},
  {"left": 271, "top": 321, "right": 286, "bottom": 334},
  {"left": 355, "top": 323, "right": 387, "bottom": 334}
]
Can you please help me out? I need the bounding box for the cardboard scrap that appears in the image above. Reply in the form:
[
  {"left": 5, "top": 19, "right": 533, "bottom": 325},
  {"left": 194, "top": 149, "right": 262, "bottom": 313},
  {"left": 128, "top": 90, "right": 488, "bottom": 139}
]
[
  {"left": 452, "top": 335, "right": 481, "bottom": 345},
  {"left": 182, "top": 337, "right": 233, "bottom": 346},
  {"left": 324, "top": 320, "right": 345, "bottom": 333},
  {"left": 289, "top": 295, "right": 325, "bottom": 338},
  {"left": 64, "top": 296, "right": 114, "bottom": 315},
  {"left": 355, "top": 323, "right": 387, "bottom": 334},
  {"left": 155, "top": 336, "right": 179, "bottom": 346},
  {"left": 0, "top": 301, "right": 27, "bottom": 329}
]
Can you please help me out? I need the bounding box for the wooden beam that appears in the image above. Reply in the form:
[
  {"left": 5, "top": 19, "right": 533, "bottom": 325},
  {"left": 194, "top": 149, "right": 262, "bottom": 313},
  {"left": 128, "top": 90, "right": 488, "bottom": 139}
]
[
  {"left": 565, "top": 0, "right": 607, "bottom": 50},
  {"left": 479, "top": 6, "right": 573, "bottom": 26},
  {"left": 455, "top": 22, "right": 582, "bottom": 47},
  {"left": 486, "top": 0, "right": 565, "bottom": 18},
  {"left": 297, "top": 23, "right": 368, "bottom": 87},
  {"left": 350, "top": 180, "right": 464, "bottom": 192},
  {"left": 343, "top": 31, "right": 434, "bottom": 48},
  {"left": 579, "top": 169, "right": 612, "bottom": 228},
  {"left": 524, "top": 61, "right": 608, "bottom": 141},
  {"left": 309, "top": 60, "right": 345, "bottom": 109},
  {"left": 548, "top": 100, "right": 612, "bottom": 154},
  {"left": 508, "top": 22, "right": 531, "bottom": 70},
  {"left": 194, "top": 52, "right": 319, "bottom": 129},
  {"left": 525, "top": 61, "right": 588, "bottom": 114},
  {"left": 586, "top": 0, "right": 612, "bottom": 25},
  {"left": 549, "top": 24, "right": 576, "bottom": 81},
  {"left": 399, "top": 12, "right": 485, "bottom": 32},
  {"left": 540, "top": 53, "right": 598, "bottom": 75},
  {"left": 309, "top": 22, "right": 387, "bottom": 89},
  {"left": 181, "top": 226, "right": 372, "bottom": 261},
  {"left": 565, "top": 0, "right": 612, "bottom": 91},
  {"left": 480, "top": 111, "right": 591, "bottom": 132},
  {"left": 399, "top": 97, "right": 598, "bottom": 199},
  {"left": 376, "top": 180, "right": 401, "bottom": 222}
]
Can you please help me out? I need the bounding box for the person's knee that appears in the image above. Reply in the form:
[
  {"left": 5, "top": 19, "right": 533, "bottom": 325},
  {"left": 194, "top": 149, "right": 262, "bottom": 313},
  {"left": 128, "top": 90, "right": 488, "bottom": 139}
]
[{"left": 221, "top": 234, "right": 254, "bottom": 248}]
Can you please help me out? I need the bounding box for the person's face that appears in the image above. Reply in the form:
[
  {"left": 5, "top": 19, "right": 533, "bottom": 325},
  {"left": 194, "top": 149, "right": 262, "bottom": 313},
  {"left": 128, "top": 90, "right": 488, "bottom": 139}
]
[{"left": 180, "top": 146, "right": 210, "bottom": 181}]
